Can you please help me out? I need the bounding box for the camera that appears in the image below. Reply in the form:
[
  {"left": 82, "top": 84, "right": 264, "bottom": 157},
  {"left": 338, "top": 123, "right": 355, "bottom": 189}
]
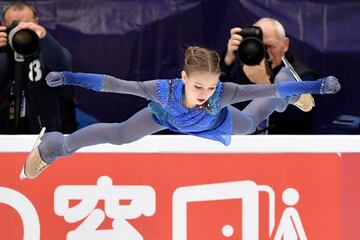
[
  {"left": 1, "top": 21, "right": 39, "bottom": 56},
  {"left": 236, "top": 26, "right": 266, "bottom": 66}
]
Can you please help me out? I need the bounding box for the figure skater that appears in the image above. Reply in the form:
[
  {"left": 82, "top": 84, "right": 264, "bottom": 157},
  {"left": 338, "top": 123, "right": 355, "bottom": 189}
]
[{"left": 20, "top": 46, "right": 340, "bottom": 179}]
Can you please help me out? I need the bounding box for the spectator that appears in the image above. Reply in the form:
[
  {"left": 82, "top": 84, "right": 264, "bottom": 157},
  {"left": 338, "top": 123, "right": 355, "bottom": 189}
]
[
  {"left": 221, "top": 17, "right": 317, "bottom": 134},
  {"left": 0, "top": 0, "right": 76, "bottom": 134}
]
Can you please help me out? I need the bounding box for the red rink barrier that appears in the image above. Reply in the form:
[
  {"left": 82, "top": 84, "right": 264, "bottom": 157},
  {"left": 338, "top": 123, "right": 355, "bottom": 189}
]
[{"left": 0, "top": 135, "right": 359, "bottom": 240}]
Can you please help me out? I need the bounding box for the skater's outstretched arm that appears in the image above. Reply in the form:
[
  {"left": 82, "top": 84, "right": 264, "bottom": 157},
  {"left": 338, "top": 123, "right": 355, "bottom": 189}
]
[
  {"left": 46, "top": 71, "right": 158, "bottom": 101},
  {"left": 220, "top": 68, "right": 340, "bottom": 107}
]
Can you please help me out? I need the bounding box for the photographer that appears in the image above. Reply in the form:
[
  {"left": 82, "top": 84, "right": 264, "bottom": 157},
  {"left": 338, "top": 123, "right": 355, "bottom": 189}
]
[
  {"left": 0, "top": 1, "right": 76, "bottom": 134},
  {"left": 221, "top": 18, "right": 317, "bottom": 134}
]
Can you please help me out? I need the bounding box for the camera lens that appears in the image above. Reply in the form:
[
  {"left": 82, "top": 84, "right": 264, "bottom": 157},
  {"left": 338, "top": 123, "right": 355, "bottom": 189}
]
[
  {"left": 237, "top": 37, "right": 265, "bottom": 66},
  {"left": 8, "top": 28, "right": 39, "bottom": 56}
]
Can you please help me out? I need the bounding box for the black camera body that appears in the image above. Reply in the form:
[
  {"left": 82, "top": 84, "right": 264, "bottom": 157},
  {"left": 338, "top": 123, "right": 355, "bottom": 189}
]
[
  {"left": 237, "top": 26, "right": 266, "bottom": 66},
  {"left": 1, "top": 21, "right": 39, "bottom": 57}
]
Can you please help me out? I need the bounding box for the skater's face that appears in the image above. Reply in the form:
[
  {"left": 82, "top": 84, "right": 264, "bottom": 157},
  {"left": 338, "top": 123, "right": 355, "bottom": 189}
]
[{"left": 182, "top": 70, "right": 219, "bottom": 108}]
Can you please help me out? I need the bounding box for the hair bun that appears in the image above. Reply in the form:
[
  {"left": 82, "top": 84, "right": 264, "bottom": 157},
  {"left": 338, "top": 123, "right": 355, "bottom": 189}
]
[{"left": 184, "top": 46, "right": 220, "bottom": 76}]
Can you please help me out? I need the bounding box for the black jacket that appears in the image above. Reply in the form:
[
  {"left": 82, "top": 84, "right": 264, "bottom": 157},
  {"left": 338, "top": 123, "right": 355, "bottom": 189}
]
[{"left": 0, "top": 33, "right": 77, "bottom": 134}]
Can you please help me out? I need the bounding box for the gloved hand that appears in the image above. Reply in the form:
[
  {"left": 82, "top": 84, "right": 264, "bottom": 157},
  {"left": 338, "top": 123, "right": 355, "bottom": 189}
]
[
  {"left": 46, "top": 71, "right": 66, "bottom": 87},
  {"left": 46, "top": 71, "right": 104, "bottom": 91},
  {"left": 319, "top": 76, "right": 341, "bottom": 94}
]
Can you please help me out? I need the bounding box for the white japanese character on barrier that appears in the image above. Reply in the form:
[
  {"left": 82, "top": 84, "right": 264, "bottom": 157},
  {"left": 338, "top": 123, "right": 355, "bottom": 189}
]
[
  {"left": 0, "top": 187, "right": 40, "bottom": 240},
  {"left": 54, "top": 176, "right": 156, "bottom": 240},
  {"left": 172, "top": 181, "right": 307, "bottom": 240},
  {"left": 173, "top": 180, "right": 274, "bottom": 240}
]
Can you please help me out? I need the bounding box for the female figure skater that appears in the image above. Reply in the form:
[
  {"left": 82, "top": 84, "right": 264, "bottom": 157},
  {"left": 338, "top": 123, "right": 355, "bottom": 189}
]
[{"left": 20, "top": 46, "right": 340, "bottom": 179}]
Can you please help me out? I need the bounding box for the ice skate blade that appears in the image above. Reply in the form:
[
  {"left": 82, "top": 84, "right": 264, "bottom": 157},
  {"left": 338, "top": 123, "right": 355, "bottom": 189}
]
[{"left": 19, "top": 167, "right": 26, "bottom": 180}]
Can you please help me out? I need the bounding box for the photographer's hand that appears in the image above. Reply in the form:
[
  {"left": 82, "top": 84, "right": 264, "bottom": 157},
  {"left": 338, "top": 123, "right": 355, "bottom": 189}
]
[
  {"left": 243, "top": 59, "right": 271, "bottom": 84},
  {"left": 224, "top": 27, "right": 243, "bottom": 66},
  {"left": 0, "top": 26, "right": 8, "bottom": 48},
  {"left": 14, "top": 21, "right": 46, "bottom": 39}
]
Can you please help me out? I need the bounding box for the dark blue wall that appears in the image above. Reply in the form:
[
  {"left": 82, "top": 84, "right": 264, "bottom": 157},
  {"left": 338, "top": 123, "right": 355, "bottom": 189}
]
[{"left": 1, "top": 0, "right": 359, "bottom": 132}]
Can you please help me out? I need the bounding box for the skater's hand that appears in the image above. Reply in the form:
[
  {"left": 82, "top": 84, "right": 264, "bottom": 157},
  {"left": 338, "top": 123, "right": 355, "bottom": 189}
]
[
  {"left": 46, "top": 72, "right": 66, "bottom": 87},
  {"left": 320, "top": 76, "right": 341, "bottom": 94}
]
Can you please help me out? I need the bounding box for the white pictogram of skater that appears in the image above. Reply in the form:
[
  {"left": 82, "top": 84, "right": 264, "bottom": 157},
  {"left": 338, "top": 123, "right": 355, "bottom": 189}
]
[{"left": 273, "top": 188, "right": 307, "bottom": 240}]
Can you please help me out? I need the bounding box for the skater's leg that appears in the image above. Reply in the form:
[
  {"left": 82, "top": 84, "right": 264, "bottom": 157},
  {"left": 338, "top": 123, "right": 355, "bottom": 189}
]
[
  {"left": 21, "top": 107, "right": 165, "bottom": 179},
  {"left": 230, "top": 97, "right": 283, "bottom": 134},
  {"left": 40, "top": 107, "right": 165, "bottom": 164}
]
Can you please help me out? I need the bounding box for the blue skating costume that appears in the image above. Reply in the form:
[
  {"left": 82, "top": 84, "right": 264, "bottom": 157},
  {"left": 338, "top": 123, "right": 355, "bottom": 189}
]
[{"left": 149, "top": 79, "right": 232, "bottom": 145}]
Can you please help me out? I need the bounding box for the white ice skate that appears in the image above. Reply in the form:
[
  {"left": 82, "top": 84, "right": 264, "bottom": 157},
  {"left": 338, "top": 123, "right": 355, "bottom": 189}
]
[
  {"left": 282, "top": 56, "right": 315, "bottom": 112},
  {"left": 19, "top": 127, "right": 48, "bottom": 180}
]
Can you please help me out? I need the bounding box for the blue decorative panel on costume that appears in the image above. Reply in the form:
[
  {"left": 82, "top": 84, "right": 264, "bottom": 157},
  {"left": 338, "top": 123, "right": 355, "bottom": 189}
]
[{"left": 149, "top": 79, "right": 232, "bottom": 145}]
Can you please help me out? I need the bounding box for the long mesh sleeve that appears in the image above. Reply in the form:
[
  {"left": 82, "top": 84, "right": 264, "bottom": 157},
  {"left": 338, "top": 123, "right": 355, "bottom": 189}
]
[
  {"left": 219, "top": 77, "right": 337, "bottom": 108},
  {"left": 220, "top": 82, "right": 277, "bottom": 108},
  {"left": 102, "top": 75, "right": 158, "bottom": 101},
  {"left": 53, "top": 72, "right": 159, "bottom": 101}
]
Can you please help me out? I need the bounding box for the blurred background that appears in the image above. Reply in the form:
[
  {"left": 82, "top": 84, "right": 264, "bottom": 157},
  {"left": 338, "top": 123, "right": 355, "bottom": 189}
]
[{"left": 1, "top": 0, "right": 359, "bottom": 133}]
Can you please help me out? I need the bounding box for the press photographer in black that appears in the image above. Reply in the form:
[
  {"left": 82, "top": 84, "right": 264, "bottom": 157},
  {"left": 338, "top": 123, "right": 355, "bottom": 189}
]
[
  {"left": 0, "top": 1, "right": 76, "bottom": 134},
  {"left": 221, "top": 18, "right": 317, "bottom": 134}
]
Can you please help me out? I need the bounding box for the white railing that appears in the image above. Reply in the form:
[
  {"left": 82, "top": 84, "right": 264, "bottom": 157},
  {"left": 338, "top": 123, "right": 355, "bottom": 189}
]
[{"left": 0, "top": 135, "right": 359, "bottom": 153}]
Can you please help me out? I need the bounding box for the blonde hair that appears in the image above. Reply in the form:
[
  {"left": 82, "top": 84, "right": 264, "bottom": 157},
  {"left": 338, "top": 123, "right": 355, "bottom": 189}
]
[{"left": 183, "top": 46, "right": 221, "bottom": 76}]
